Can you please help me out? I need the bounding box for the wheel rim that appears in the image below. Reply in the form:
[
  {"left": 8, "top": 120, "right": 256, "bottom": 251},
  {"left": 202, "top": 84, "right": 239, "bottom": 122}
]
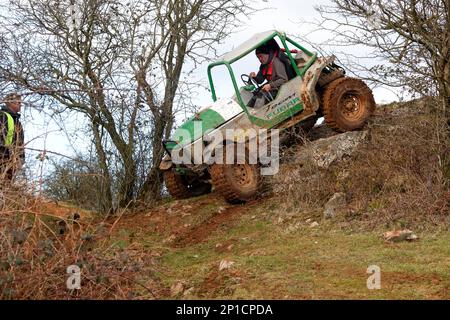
[
  {"left": 233, "top": 164, "right": 254, "bottom": 187},
  {"left": 339, "top": 91, "right": 366, "bottom": 120}
]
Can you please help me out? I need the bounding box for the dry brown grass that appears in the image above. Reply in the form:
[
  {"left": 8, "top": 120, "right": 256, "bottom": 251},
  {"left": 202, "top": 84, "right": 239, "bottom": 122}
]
[
  {"left": 0, "top": 185, "right": 164, "bottom": 300},
  {"left": 268, "top": 98, "right": 450, "bottom": 231}
]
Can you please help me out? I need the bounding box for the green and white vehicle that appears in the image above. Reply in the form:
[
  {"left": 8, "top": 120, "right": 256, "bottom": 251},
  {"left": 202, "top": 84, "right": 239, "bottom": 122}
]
[{"left": 160, "top": 30, "right": 375, "bottom": 203}]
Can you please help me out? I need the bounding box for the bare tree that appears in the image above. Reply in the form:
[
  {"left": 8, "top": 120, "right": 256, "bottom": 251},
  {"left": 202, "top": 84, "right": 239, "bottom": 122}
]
[
  {"left": 0, "top": 0, "right": 256, "bottom": 212},
  {"left": 314, "top": 0, "right": 449, "bottom": 119}
]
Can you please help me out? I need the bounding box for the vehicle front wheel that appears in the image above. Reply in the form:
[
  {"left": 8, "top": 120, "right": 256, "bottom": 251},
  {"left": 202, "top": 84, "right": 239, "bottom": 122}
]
[{"left": 210, "top": 159, "right": 261, "bottom": 204}]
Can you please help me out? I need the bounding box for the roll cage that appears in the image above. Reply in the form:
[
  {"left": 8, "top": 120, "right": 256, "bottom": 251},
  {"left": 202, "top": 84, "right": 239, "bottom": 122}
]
[{"left": 207, "top": 30, "right": 317, "bottom": 117}]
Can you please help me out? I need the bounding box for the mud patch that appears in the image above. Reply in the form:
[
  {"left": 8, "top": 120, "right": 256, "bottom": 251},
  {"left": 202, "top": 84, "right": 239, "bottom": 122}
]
[
  {"left": 196, "top": 268, "right": 244, "bottom": 298},
  {"left": 172, "top": 201, "right": 259, "bottom": 247}
]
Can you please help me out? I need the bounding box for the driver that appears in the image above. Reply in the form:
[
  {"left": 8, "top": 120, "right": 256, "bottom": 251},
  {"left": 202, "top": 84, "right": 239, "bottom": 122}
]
[{"left": 248, "top": 44, "right": 289, "bottom": 108}]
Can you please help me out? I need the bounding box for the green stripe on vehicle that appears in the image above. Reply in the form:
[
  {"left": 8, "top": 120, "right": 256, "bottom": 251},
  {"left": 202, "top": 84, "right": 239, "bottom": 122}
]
[{"left": 171, "top": 109, "right": 225, "bottom": 147}]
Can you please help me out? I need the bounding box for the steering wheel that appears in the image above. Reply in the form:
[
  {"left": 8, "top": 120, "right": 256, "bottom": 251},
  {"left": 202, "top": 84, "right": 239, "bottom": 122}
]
[{"left": 241, "top": 74, "right": 262, "bottom": 93}]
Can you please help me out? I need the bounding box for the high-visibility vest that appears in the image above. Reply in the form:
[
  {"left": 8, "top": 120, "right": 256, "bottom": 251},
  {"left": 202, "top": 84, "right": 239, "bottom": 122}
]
[{"left": 1, "top": 111, "right": 14, "bottom": 146}]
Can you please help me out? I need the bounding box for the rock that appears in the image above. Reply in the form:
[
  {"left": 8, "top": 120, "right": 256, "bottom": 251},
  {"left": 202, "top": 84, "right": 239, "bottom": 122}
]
[
  {"left": 383, "top": 229, "right": 418, "bottom": 242},
  {"left": 324, "top": 192, "right": 347, "bottom": 219},
  {"left": 323, "top": 208, "right": 334, "bottom": 219},
  {"left": 218, "top": 259, "right": 235, "bottom": 271},
  {"left": 170, "top": 282, "right": 185, "bottom": 297},
  {"left": 183, "top": 287, "right": 195, "bottom": 296},
  {"left": 406, "top": 234, "right": 419, "bottom": 241},
  {"left": 163, "top": 234, "right": 177, "bottom": 244},
  {"left": 310, "top": 221, "right": 319, "bottom": 228},
  {"left": 284, "top": 222, "right": 302, "bottom": 233},
  {"left": 314, "top": 131, "right": 368, "bottom": 168},
  {"left": 217, "top": 206, "right": 226, "bottom": 213},
  {"left": 296, "top": 130, "right": 368, "bottom": 168}
]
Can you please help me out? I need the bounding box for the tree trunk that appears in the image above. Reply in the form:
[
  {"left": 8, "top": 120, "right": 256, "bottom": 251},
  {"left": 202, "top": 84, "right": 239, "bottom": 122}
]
[
  {"left": 444, "top": 62, "right": 450, "bottom": 125},
  {"left": 137, "top": 114, "right": 167, "bottom": 202},
  {"left": 92, "top": 120, "right": 114, "bottom": 214},
  {"left": 118, "top": 150, "right": 137, "bottom": 208}
]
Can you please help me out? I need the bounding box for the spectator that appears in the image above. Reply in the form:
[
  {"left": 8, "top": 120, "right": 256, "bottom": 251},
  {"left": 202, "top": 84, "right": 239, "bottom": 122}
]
[{"left": 0, "top": 93, "right": 25, "bottom": 182}]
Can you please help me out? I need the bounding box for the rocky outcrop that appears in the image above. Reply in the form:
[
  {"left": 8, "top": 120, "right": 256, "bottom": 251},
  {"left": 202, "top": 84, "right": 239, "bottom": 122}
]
[
  {"left": 272, "top": 129, "right": 368, "bottom": 191},
  {"left": 295, "top": 130, "right": 368, "bottom": 168}
]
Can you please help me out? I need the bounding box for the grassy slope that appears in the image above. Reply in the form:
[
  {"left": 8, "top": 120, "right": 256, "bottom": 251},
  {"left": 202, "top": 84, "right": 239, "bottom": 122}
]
[
  {"left": 108, "top": 193, "right": 449, "bottom": 299},
  {"left": 105, "top": 100, "right": 449, "bottom": 299}
]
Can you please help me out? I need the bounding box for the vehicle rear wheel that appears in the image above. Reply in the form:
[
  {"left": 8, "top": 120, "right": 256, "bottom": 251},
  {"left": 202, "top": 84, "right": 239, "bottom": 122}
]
[
  {"left": 163, "top": 170, "right": 211, "bottom": 199},
  {"left": 322, "top": 77, "right": 375, "bottom": 132},
  {"left": 210, "top": 148, "right": 261, "bottom": 204}
]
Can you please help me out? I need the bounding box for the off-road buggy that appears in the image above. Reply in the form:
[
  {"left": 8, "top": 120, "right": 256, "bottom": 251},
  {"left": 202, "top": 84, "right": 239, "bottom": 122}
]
[{"left": 160, "top": 30, "right": 375, "bottom": 203}]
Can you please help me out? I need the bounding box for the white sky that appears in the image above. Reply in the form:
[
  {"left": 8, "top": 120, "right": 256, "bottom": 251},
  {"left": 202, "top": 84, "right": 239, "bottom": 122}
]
[{"left": 21, "top": 0, "right": 399, "bottom": 176}]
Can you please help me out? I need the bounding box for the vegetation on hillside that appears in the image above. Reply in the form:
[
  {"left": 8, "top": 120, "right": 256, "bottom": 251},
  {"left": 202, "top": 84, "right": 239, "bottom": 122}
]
[{"left": 1, "top": 99, "right": 448, "bottom": 299}]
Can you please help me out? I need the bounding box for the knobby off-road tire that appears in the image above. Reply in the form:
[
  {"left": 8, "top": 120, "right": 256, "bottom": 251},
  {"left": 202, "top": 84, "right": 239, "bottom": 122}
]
[
  {"left": 163, "top": 170, "right": 211, "bottom": 200},
  {"left": 210, "top": 147, "right": 262, "bottom": 204},
  {"left": 322, "top": 77, "right": 376, "bottom": 132}
]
